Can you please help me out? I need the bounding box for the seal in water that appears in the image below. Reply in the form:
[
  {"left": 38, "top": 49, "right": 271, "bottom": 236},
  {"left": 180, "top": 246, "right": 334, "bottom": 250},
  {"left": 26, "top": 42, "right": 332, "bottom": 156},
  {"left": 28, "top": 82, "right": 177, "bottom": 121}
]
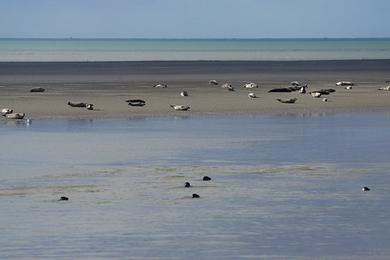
[
  {"left": 59, "top": 196, "right": 69, "bottom": 201},
  {"left": 203, "top": 176, "right": 211, "bottom": 181},
  {"left": 362, "top": 187, "right": 370, "bottom": 191}
]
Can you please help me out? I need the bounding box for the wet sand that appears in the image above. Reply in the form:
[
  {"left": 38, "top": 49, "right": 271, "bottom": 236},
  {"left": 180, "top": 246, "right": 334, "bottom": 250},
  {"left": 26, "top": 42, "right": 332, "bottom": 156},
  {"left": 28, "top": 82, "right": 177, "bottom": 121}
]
[{"left": 1, "top": 60, "right": 390, "bottom": 119}]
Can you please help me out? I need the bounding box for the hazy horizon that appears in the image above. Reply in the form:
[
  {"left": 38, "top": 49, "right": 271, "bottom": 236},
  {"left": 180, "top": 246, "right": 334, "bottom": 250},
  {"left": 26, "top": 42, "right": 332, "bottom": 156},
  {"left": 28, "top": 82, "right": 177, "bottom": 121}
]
[
  {"left": 1, "top": 36, "right": 386, "bottom": 41},
  {"left": 1, "top": 0, "right": 389, "bottom": 38}
]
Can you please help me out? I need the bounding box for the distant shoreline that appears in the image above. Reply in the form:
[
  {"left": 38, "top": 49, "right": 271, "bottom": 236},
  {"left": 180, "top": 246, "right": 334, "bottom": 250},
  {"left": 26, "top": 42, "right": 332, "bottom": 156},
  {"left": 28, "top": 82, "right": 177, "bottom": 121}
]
[{"left": 1, "top": 38, "right": 390, "bottom": 62}]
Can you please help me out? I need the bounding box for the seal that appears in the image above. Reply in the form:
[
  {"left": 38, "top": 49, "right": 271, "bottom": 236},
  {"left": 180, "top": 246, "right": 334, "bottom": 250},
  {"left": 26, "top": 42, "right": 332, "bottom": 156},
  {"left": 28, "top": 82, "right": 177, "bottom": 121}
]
[
  {"left": 277, "top": 98, "right": 297, "bottom": 104},
  {"left": 170, "top": 105, "right": 190, "bottom": 111},
  {"left": 336, "top": 81, "right": 354, "bottom": 86},
  {"left": 30, "top": 87, "right": 45, "bottom": 93},
  {"left": 209, "top": 80, "right": 219, "bottom": 85},
  {"left": 248, "top": 93, "right": 257, "bottom": 98},
  {"left": 153, "top": 83, "right": 168, "bottom": 88},
  {"left": 180, "top": 91, "right": 188, "bottom": 97},
  {"left": 59, "top": 196, "right": 69, "bottom": 201},
  {"left": 126, "top": 99, "right": 146, "bottom": 107},
  {"left": 221, "top": 83, "right": 235, "bottom": 91},
  {"left": 67, "top": 101, "right": 87, "bottom": 108}
]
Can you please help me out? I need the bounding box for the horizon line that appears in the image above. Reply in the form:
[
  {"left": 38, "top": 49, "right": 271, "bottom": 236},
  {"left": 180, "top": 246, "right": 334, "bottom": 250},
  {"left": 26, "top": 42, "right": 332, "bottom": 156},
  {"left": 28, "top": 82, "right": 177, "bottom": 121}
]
[{"left": 1, "top": 37, "right": 390, "bottom": 40}]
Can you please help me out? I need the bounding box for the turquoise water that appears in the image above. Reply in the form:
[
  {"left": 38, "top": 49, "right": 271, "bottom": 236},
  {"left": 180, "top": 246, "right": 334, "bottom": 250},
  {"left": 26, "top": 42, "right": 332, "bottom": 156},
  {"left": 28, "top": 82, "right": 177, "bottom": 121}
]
[
  {"left": 0, "top": 38, "right": 390, "bottom": 61},
  {"left": 1, "top": 114, "right": 390, "bottom": 259}
]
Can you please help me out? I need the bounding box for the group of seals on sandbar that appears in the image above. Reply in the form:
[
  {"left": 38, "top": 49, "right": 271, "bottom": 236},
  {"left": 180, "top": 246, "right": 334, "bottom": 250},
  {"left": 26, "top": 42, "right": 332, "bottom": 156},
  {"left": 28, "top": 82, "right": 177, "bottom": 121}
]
[
  {"left": 54, "top": 79, "right": 390, "bottom": 115},
  {"left": 270, "top": 80, "right": 360, "bottom": 104},
  {"left": 0, "top": 87, "right": 47, "bottom": 121},
  {"left": 2, "top": 80, "right": 388, "bottom": 120}
]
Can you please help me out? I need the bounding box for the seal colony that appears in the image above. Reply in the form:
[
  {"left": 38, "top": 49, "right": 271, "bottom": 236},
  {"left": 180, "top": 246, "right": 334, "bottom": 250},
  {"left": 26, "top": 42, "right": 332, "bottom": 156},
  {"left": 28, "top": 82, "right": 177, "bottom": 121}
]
[
  {"left": 0, "top": 78, "right": 384, "bottom": 120},
  {"left": 1, "top": 60, "right": 389, "bottom": 119}
]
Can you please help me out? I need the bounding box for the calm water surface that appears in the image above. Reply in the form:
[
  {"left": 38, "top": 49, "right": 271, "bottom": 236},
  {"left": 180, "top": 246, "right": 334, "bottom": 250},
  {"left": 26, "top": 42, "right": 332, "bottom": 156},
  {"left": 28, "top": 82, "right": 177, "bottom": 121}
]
[
  {"left": 1, "top": 114, "right": 390, "bottom": 259},
  {"left": 1, "top": 38, "right": 390, "bottom": 61}
]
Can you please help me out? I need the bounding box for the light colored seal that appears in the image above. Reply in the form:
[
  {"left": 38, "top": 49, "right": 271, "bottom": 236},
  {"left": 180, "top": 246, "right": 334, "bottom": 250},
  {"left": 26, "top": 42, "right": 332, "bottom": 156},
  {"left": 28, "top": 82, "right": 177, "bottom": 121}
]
[{"left": 170, "top": 105, "right": 190, "bottom": 111}]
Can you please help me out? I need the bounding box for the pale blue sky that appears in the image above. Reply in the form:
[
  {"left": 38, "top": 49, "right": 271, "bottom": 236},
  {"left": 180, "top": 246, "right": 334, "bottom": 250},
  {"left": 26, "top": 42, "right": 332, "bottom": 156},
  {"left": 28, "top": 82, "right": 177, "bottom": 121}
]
[{"left": 0, "top": 0, "right": 389, "bottom": 38}]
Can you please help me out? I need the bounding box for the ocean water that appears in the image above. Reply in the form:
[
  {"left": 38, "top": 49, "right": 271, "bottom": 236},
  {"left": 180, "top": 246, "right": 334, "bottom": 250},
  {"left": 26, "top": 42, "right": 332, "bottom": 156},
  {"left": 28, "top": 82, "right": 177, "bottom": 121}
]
[
  {"left": 1, "top": 114, "right": 390, "bottom": 259},
  {"left": 0, "top": 38, "right": 390, "bottom": 61}
]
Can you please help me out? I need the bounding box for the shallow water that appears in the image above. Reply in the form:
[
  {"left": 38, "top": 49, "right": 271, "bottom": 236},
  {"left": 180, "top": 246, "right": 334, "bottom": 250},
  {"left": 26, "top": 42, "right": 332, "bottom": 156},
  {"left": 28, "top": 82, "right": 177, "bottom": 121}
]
[{"left": 1, "top": 114, "right": 390, "bottom": 259}]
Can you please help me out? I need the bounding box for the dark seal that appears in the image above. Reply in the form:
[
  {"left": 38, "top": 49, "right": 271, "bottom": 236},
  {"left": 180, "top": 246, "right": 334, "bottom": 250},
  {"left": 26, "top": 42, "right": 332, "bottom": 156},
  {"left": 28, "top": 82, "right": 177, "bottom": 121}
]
[
  {"left": 192, "top": 194, "right": 200, "bottom": 198},
  {"left": 59, "top": 196, "right": 69, "bottom": 201},
  {"left": 203, "top": 176, "right": 211, "bottom": 181}
]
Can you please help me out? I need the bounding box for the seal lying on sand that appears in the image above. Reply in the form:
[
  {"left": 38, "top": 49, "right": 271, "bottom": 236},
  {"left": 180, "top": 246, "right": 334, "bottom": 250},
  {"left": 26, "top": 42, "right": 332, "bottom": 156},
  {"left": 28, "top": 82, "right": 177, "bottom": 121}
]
[
  {"left": 5, "top": 113, "right": 25, "bottom": 119},
  {"left": 67, "top": 101, "right": 87, "bottom": 108},
  {"left": 336, "top": 81, "right": 354, "bottom": 86},
  {"left": 126, "top": 99, "right": 146, "bottom": 107},
  {"left": 269, "top": 88, "right": 292, "bottom": 93},
  {"left": 277, "top": 98, "right": 297, "bottom": 104},
  {"left": 170, "top": 105, "right": 190, "bottom": 111},
  {"left": 244, "top": 82, "right": 258, "bottom": 89},
  {"left": 290, "top": 81, "right": 300, "bottom": 87},
  {"left": 378, "top": 86, "right": 390, "bottom": 91},
  {"left": 311, "top": 92, "right": 322, "bottom": 98},
  {"left": 269, "top": 85, "right": 303, "bottom": 93},
  {"left": 153, "top": 83, "right": 168, "bottom": 88},
  {"left": 30, "top": 87, "right": 45, "bottom": 93},
  {"left": 221, "top": 83, "right": 234, "bottom": 91},
  {"left": 248, "top": 93, "right": 257, "bottom": 98},
  {"left": 1, "top": 108, "right": 13, "bottom": 115},
  {"left": 180, "top": 91, "right": 188, "bottom": 97},
  {"left": 209, "top": 80, "right": 219, "bottom": 85},
  {"left": 317, "top": 89, "right": 335, "bottom": 95}
]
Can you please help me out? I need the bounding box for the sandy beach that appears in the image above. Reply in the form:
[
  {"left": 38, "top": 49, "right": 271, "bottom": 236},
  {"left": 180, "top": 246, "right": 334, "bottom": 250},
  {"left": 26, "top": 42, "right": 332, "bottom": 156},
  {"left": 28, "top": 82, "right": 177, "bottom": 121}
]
[{"left": 1, "top": 60, "right": 390, "bottom": 119}]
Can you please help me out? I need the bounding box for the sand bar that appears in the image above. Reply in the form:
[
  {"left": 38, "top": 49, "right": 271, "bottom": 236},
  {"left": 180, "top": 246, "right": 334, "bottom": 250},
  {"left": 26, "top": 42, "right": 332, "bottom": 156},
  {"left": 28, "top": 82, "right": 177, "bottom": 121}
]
[{"left": 1, "top": 60, "right": 390, "bottom": 119}]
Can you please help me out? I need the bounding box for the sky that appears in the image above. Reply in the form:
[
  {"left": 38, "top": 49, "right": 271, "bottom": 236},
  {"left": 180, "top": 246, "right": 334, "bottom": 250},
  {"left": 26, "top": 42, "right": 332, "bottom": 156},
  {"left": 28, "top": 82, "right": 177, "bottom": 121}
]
[{"left": 0, "top": 0, "right": 389, "bottom": 38}]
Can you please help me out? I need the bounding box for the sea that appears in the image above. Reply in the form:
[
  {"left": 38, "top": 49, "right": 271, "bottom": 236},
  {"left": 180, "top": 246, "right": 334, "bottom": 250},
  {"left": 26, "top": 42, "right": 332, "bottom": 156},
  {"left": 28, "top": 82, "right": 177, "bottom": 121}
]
[
  {"left": 1, "top": 114, "right": 390, "bottom": 259},
  {"left": 0, "top": 38, "right": 390, "bottom": 61}
]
